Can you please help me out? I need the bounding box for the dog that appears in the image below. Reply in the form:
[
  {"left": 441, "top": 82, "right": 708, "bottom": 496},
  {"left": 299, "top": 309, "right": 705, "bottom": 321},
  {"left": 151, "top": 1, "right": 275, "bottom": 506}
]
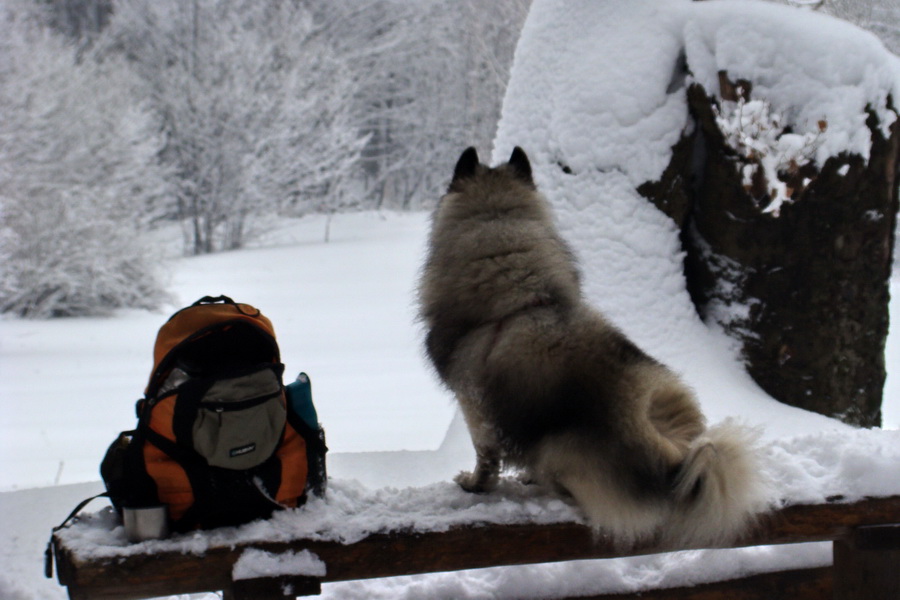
[{"left": 418, "top": 146, "right": 766, "bottom": 547}]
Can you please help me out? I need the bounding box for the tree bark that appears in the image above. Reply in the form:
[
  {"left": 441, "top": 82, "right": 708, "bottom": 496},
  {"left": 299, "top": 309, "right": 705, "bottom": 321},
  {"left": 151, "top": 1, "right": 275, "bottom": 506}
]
[{"left": 640, "top": 78, "right": 900, "bottom": 427}]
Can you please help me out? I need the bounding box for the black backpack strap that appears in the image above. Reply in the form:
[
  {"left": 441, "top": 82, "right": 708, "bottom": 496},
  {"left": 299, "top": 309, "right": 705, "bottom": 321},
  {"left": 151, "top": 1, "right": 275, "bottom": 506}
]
[
  {"left": 192, "top": 295, "right": 235, "bottom": 306},
  {"left": 45, "top": 492, "right": 110, "bottom": 579},
  {"left": 190, "top": 295, "right": 261, "bottom": 318}
]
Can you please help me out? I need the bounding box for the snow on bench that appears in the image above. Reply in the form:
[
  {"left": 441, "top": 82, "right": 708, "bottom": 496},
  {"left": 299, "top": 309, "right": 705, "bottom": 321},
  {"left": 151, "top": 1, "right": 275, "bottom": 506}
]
[{"left": 49, "top": 477, "right": 900, "bottom": 600}]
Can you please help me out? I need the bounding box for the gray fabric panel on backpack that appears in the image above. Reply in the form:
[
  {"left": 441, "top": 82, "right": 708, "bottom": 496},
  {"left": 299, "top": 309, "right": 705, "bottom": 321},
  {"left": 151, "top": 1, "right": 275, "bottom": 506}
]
[{"left": 192, "top": 368, "right": 286, "bottom": 470}]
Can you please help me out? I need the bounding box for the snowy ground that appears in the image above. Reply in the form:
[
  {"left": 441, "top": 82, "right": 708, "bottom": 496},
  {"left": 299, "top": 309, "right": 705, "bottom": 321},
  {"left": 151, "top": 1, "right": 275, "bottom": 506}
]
[
  {"left": 0, "top": 212, "right": 452, "bottom": 491},
  {"left": 1, "top": 211, "right": 898, "bottom": 600}
]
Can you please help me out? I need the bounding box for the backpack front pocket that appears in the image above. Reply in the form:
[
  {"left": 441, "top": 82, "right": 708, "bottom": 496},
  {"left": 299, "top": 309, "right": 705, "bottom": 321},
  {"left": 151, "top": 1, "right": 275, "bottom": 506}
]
[{"left": 191, "top": 367, "right": 286, "bottom": 470}]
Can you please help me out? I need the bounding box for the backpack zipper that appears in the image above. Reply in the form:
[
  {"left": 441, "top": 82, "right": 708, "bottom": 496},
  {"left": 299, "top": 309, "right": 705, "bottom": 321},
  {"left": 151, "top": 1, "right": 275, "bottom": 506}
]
[{"left": 200, "top": 389, "right": 282, "bottom": 413}]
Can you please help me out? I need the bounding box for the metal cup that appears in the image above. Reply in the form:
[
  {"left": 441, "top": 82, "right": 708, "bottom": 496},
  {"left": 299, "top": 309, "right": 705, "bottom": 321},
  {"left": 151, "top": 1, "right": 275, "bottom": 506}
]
[{"left": 123, "top": 506, "right": 170, "bottom": 543}]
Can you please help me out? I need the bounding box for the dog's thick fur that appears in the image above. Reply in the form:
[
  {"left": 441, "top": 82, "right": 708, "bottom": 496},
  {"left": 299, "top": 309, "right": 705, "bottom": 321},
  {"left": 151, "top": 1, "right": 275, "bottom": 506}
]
[{"left": 419, "top": 147, "right": 766, "bottom": 547}]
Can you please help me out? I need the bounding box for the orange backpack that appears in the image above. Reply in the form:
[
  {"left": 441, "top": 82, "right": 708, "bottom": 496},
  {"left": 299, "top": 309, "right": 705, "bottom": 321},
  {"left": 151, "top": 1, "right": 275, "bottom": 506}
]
[{"left": 101, "top": 295, "right": 326, "bottom": 531}]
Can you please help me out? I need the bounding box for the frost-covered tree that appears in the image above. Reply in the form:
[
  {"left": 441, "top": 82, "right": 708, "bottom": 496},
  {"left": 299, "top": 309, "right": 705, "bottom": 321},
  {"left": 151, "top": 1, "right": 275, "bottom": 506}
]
[
  {"left": 330, "top": 0, "right": 531, "bottom": 209},
  {"left": 0, "top": 2, "right": 170, "bottom": 318},
  {"left": 772, "top": 0, "right": 900, "bottom": 55},
  {"left": 38, "top": 0, "right": 113, "bottom": 43},
  {"left": 103, "top": 0, "right": 368, "bottom": 254}
]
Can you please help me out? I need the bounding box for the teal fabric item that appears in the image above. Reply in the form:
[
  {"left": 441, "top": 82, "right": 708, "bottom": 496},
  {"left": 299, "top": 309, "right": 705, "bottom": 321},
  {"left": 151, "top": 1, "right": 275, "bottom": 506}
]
[{"left": 285, "top": 372, "right": 318, "bottom": 430}]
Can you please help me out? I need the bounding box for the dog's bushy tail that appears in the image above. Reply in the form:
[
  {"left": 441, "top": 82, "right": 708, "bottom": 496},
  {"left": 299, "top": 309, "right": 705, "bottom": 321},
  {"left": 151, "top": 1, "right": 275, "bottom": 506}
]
[
  {"left": 664, "top": 420, "right": 770, "bottom": 547},
  {"left": 550, "top": 420, "right": 769, "bottom": 549}
]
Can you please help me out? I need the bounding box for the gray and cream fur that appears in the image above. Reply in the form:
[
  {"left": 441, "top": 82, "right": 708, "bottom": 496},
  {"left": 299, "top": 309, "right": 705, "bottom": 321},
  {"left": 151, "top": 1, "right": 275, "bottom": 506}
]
[{"left": 419, "top": 147, "right": 766, "bottom": 547}]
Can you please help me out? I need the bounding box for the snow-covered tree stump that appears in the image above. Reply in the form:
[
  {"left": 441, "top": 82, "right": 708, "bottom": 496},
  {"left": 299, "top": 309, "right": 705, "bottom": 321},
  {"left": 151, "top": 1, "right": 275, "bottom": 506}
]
[{"left": 641, "top": 75, "right": 900, "bottom": 427}]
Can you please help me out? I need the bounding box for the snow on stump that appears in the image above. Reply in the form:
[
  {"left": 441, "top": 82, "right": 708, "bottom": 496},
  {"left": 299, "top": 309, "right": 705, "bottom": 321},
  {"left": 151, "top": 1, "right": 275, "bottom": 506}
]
[
  {"left": 643, "top": 76, "right": 899, "bottom": 428},
  {"left": 639, "top": 38, "right": 900, "bottom": 427}
]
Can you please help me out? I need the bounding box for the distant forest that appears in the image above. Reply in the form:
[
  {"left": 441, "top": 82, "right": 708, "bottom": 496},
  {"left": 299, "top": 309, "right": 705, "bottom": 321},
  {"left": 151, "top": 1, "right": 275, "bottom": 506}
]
[
  {"left": 3, "top": 0, "right": 529, "bottom": 245},
  {"left": 0, "top": 0, "right": 529, "bottom": 316}
]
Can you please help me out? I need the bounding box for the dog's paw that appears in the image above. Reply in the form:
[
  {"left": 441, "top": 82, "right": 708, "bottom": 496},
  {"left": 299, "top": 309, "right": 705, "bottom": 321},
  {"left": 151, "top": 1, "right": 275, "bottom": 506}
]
[
  {"left": 454, "top": 471, "right": 493, "bottom": 494},
  {"left": 516, "top": 471, "right": 538, "bottom": 486}
]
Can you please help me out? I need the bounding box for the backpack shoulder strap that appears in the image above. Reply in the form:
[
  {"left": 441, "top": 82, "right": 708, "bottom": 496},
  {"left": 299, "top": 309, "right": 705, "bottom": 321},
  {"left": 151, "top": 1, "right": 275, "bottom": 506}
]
[
  {"left": 191, "top": 294, "right": 235, "bottom": 306},
  {"left": 190, "top": 295, "right": 260, "bottom": 318},
  {"left": 45, "top": 492, "right": 110, "bottom": 579}
]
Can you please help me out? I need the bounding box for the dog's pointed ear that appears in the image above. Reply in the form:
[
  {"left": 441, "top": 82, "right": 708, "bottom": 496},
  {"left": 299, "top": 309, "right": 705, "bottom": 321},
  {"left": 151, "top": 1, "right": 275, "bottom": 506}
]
[
  {"left": 508, "top": 146, "right": 534, "bottom": 187},
  {"left": 450, "top": 147, "right": 480, "bottom": 189}
]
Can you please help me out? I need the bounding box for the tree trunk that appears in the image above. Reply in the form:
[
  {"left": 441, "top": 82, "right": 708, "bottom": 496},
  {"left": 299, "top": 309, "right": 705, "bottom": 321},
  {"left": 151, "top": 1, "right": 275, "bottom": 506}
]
[{"left": 640, "top": 79, "right": 900, "bottom": 427}]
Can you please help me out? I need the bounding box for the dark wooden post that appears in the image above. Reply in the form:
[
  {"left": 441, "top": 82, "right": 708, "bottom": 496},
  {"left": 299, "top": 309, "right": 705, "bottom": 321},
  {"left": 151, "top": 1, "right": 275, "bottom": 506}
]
[
  {"left": 224, "top": 576, "right": 321, "bottom": 599},
  {"left": 833, "top": 524, "right": 900, "bottom": 599}
]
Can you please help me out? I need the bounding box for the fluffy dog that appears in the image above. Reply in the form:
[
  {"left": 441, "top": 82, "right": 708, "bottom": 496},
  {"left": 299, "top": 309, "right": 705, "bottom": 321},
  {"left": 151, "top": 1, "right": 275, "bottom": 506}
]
[{"left": 418, "top": 146, "right": 766, "bottom": 547}]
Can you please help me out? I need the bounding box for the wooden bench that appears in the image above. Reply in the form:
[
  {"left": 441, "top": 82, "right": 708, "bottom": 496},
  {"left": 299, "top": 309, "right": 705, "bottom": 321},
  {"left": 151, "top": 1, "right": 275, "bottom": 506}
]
[{"left": 50, "top": 495, "right": 900, "bottom": 600}]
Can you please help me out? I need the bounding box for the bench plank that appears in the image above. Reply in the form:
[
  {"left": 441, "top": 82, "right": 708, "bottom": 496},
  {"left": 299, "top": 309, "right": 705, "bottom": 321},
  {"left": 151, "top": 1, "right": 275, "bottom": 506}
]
[{"left": 53, "top": 495, "right": 900, "bottom": 600}]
